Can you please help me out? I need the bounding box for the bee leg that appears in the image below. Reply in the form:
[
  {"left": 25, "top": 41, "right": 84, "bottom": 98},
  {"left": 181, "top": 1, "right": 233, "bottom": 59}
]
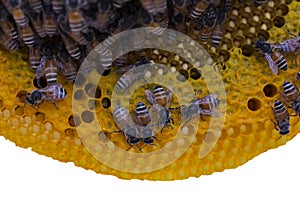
[
  {"left": 112, "top": 129, "right": 124, "bottom": 134},
  {"left": 160, "top": 124, "right": 173, "bottom": 134},
  {"left": 286, "top": 25, "right": 297, "bottom": 37},
  {"left": 51, "top": 101, "right": 59, "bottom": 109},
  {"left": 152, "top": 136, "right": 160, "bottom": 142}
]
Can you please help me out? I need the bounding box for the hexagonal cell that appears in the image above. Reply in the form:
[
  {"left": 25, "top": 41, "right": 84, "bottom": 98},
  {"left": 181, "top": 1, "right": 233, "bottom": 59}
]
[
  {"left": 33, "top": 76, "right": 47, "bottom": 89},
  {"left": 73, "top": 89, "right": 86, "bottom": 101},
  {"left": 277, "top": 4, "right": 289, "bottom": 16},
  {"left": 35, "top": 112, "right": 45, "bottom": 122},
  {"left": 241, "top": 45, "right": 255, "bottom": 57},
  {"left": 16, "top": 90, "right": 28, "bottom": 103},
  {"left": 64, "top": 128, "right": 76, "bottom": 138},
  {"left": 247, "top": 98, "right": 262, "bottom": 111},
  {"left": 85, "top": 83, "right": 102, "bottom": 98},
  {"left": 101, "top": 97, "right": 111, "bottom": 109},
  {"left": 74, "top": 73, "right": 87, "bottom": 87},
  {"left": 273, "top": 16, "right": 285, "bottom": 28},
  {"left": 68, "top": 114, "right": 81, "bottom": 127},
  {"left": 177, "top": 69, "right": 189, "bottom": 82},
  {"left": 0, "top": 99, "right": 3, "bottom": 108},
  {"left": 189, "top": 68, "right": 201, "bottom": 80},
  {"left": 263, "top": 83, "right": 278, "bottom": 97},
  {"left": 81, "top": 110, "right": 94, "bottom": 123},
  {"left": 14, "top": 106, "right": 24, "bottom": 116}
]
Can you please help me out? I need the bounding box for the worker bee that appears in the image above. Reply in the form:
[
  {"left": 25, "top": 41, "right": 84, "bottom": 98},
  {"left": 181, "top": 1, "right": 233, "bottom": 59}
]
[
  {"left": 25, "top": 84, "right": 67, "bottom": 109},
  {"left": 112, "top": 106, "right": 141, "bottom": 151},
  {"left": 272, "top": 100, "right": 290, "bottom": 135},
  {"left": 28, "top": 8, "right": 46, "bottom": 38},
  {"left": 139, "top": 0, "right": 158, "bottom": 16},
  {"left": 20, "top": 26, "right": 35, "bottom": 47},
  {"left": 0, "top": 30, "right": 19, "bottom": 50},
  {"left": 282, "top": 81, "right": 300, "bottom": 116},
  {"left": 190, "top": 0, "right": 209, "bottom": 19},
  {"left": 132, "top": 102, "right": 159, "bottom": 147},
  {"left": 170, "top": 7, "right": 187, "bottom": 33},
  {"left": 91, "top": 0, "right": 114, "bottom": 32},
  {"left": 43, "top": 2, "right": 58, "bottom": 37},
  {"left": 211, "top": 5, "right": 227, "bottom": 47},
  {"left": 58, "top": 48, "right": 78, "bottom": 83},
  {"left": 7, "top": 0, "right": 28, "bottom": 27},
  {"left": 60, "top": 31, "right": 82, "bottom": 60},
  {"left": 66, "top": 0, "right": 88, "bottom": 34},
  {"left": 36, "top": 43, "right": 63, "bottom": 86},
  {"left": 255, "top": 38, "right": 288, "bottom": 75},
  {"left": 145, "top": 85, "right": 174, "bottom": 132},
  {"left": 115, "top": 58, "right": 150, "bottom": 90},
  {"left": 0, "top": 6, "right": 19, "bottom": 40},
  {"left": 202, "top": 3, "right": 217, "bottom": 29},
  {"left": 28, "top": 39, "right": 42, "bottom": 71},
  {"left": 272, "top": 28, "right": 300, "bottom": 55},
  {"left": 51, "top": 0, "right": 65, "bottom": 14},
  {"left": 171, "top": 0, "right": 189, "bottom": 15},
  {"left": 254, "top": 0, "right": 268, "bottom": 7},
  {"left": 28, "top": 0, "right": 42, "bottom": 13},
  {"left": 297, "top": 70, "right": 300, "bottom": 80}
]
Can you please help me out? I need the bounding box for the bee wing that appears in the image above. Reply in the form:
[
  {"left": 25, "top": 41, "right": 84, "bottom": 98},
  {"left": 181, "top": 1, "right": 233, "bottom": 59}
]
[
  {"left": 265, "top": 53, "right": 278, "bottom": 75},
  {"left": 166, "top": 87, "right": 173, "bottom": 104},
  {"left": 200, "top": 108, "right": 221, "bottom": 117},
  {"left": 197, "top": 94, "right": 217, "bottom": 104},
  {"left": 145, "top": 90, "right": 157, "bottom": 105},
  {"left": 36, "top": 56, "right": 46, "bottom": 78}
]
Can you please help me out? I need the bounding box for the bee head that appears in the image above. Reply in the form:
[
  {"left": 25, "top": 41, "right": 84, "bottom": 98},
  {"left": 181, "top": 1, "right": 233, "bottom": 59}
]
[
  {"left": 255, "top": 39, "right": 271, "bottom": 53},
  {"left": 279, "top": 121, "right": 290, "bottom": 135},
  {"left": 68, "top": 0, "right": 80, "bottom": 9},
  {"left": 9, "top": 0, "right": 21, "bottom": 8},
  {"left": 43, "top": 44, "right": 54, "bottom": 59},
  {"left": 25, "top": 96, "right": 34, "bottom": 105},
  {"left": 31, "top": 90, "right": 42, "bottom": 102}
]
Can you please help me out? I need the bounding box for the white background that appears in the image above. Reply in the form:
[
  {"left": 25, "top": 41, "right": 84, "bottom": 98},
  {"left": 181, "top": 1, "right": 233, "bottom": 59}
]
[{"left": 0, "top": 135, "right": 299, "bottom": 200}]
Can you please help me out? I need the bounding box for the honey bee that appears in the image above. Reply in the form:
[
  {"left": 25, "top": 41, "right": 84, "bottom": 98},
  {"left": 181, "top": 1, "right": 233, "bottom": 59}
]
[
  {"left": 272, "top": 100, "right": 290, "bottom": 135},
  {"left": 28, "top": 39, "right": 42, "bottom": 71},
  {"left": 0, "top": 6, "right": 19, "bottom": 40},
  {"left": 272, "top": 28, "right": 300, "bottom": 55},
  {"left": 115, "top": 58, "right": 150, "bottom": 90},
  {"left": 145, "top": 85, "right": 174, "bottom": 132},
  {"left": 134, "top": 102, "right": 152, "bottom": 126},
  {"left": 51, "top": 0, "right": 65, "bottom": 14},
  {"left": 112, "top": 106, "right": 141, "bottom": 151},
  {"left": 282, "top": 81, "right": 300, "bottom": 116},
  {"left": 7, "top": 0, "right": 28, "bottom": 27},
  {"left": 20, "top": 26, "right": 35, "bottom": 47},
  {"left": 202, "top": 3, "right": 217, "bottom": 29},
  {"left": 60, "top": 31, "right": 82, "bottom": 60},
  {"left": 93, "top": 0, "right": 113, "bottom": 31},
  {"left": 36, "top": 43, "right": 63, "bottom": 86},
  {"left": 297, "top": 70, "right": 300, "bottom": 81},
  {"left": 43, "top": 3, "right": 58, "bottom": 37},
  {"left": 171, "top": 0, "right": 189, "bottom": 15},
  {"left": 0, "top": 30, "right": 19, "bottom": 50},
  {"left": 66, "top": 0, "right": 88, "bottom": 34},
  {"left": 58, "top": 48, "right": 78, "bottom": 83},
  {"left": 113, "top": 54, "right": 129, "bottom": 69},
  {"left": 255, "top": 38, "right": 288, "bottom": 75},
  {"left": 194, "top": 94, "right": 220, "bottom": 116},
  {"left": 25, "top": 84, "right": 67, "bottom": 109},
  {"left": 139, "top": 0, "right": 157, "bottom": 15},
  {"left": 211, "top": 5, "right": 227, "bottom": 47},
  {"left": 28, "top": 8, "right": 46, "bottom": 38},
  {"left": 28, "top": 0, "right": 42, "bottom": 13},
  {"left": 170, "top": 7, "right": 187, "bottom": 33},
  {"left": 190, "top": 0, "right": 209, "bottom": 19}
]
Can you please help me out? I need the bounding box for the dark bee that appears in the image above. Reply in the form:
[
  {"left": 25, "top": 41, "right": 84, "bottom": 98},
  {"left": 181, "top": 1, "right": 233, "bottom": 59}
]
[
  {"left": 282, "top": 81, "right": 300, "bottom": 116},
  {"left": 28, "top": 8, "right": 46, "bottom": 38},
  {"left": 66, "top": 0, "right": 88, "bottom": 34},
  {"left": 92, "top": 0, "right": 113, "bottom": 32},
  {"left": 7, "top": 0, "right": 28, "bottom": 27},
  {"left": 145, "top": 85, "right": 174, "bottom": 132},
  {"left": 0, "top": 30, "right": 19, "bottom": 50},
  {"left": 28, "top": 0, "right": 43, "bottom": 13},
  {"left": 58, "top": 48, "right": 78, "bottom": 83},
  {"left": 190, "top": 0, "right": 209, "bottom": 19},
  {"left": 211, "top": 5, "right": 227, "bottom": 47},
  {"left": 28, "top": 39, "right": 42, "bottom": 71},
  {"left": 36, "top": 43, "right": 63, "bottom": 86},
  {"left": 43, "top": 2, "right": 58, "bottom": 37},
  {"left": 297, "top": 70, "right": 300, "bottom": 81},
  {"left": 172, "top": 0, "right": 189, "bottom": 15},
  {"left": 0, "top": 6, "right": 19, "bottom": 40},
  {"left": 255, "top": 38, "right": 288, "bottom": 75},
  {"left": 272, "top": 28, "right": 300, "bottom": 55},
  {"left": 60, "top": 31, "right": 82, "bottom": 60},
  {"left": 200, "top": 3, "right": 218, "bottom": 42},
  {"left": 25, "top": 84, "right": 67, "bottom": 109},
  {"left": 20, "top": 26, "right": 35, "bottom": 47},
  {"left": 272, "top": 100, "right": 290, "bottom": 135},
  {"left": 113, "top": 106, "right": 141, "bottom": 151}
]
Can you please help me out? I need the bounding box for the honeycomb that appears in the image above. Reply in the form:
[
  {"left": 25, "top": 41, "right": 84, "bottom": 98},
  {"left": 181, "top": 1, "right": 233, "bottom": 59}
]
[{"left": 0, "top": 0, "right": 300, "bottom": 180}]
